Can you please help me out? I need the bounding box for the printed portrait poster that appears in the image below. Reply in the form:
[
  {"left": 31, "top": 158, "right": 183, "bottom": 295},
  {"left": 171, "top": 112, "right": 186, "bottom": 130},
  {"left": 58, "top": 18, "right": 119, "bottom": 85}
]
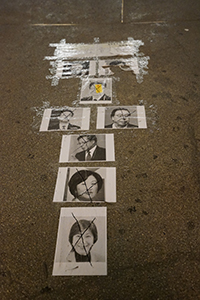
[
  {"left": 52, "top": 207, "right": 107, "bottom": 276},
  {"left": 53, "top": 167, "right": 116, "bottom": 203},
  {"left": 40, "top": 107, "right": 90, "bottom": 131},
  {"left": 59, "top": 134, "right": 115, "bottom": 163},
  {"left": 96, "top": 105, "right": 147, "bottom": 129},
  {"left": 80, "top": 78, "right": 112, "bottom": 104}
]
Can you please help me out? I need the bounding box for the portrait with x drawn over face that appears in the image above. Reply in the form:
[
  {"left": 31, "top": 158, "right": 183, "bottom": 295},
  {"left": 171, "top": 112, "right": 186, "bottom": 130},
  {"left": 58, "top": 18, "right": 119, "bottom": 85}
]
[
  {"left": 53, "top": 167, "right": 116, "bottom": 203},
  {"left": 59, "top": 134, "right": 115, "bottom": 163},
  {"left": 80, "top": 78, "right": 112, "bottom": 104},
  {"left": 39, "top": 107, "right": 90, "bottom": 131},
  {"left": 96, "top": 105, "right": 147, "bottom": 129},
  {"left": 52, "top": 207, "right": 107, "bottom": 276}
]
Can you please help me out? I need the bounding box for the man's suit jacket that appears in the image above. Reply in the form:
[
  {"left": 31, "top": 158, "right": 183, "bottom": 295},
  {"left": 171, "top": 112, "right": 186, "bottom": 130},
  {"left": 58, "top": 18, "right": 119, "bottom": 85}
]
[
  {"left": 48, "top": 121, "right": 80, "bottom": 130},
  {"left": 81, "top": 94, "right": 111, "bottom": 101},
  {"left": 105, "top": 123, "right": 138, "bottom": 128},
  {"left": 75, "top": 146, "right": 106, "bottom": 161}
]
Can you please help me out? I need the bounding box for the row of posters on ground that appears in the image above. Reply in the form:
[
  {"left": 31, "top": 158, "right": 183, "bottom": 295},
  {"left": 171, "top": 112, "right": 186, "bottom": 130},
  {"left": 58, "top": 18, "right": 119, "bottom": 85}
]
[
  {"left": 44, "top": 38, "right": 149, "bottom": 276},
  {"left": 40, "top": 106, "right": 147, "bottom": 131},
  {"left": 42, "top": 106, "right": 147, "bottom": 275}
]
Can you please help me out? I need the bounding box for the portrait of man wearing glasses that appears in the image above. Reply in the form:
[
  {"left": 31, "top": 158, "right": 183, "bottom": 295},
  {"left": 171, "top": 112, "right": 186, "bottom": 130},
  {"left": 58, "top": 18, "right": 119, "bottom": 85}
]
[
  {"left": 105, "top": 107, "right": 138, "bottom": 129},
  {"left": 75, "top": 135, "right": 106, "bottom": 161}
]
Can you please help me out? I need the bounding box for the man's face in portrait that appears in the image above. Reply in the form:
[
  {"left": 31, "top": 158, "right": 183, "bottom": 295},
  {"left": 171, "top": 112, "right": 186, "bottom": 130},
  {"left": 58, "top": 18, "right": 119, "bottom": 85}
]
[
  {"left": 111, "top": 109, "right": 130, "bottom": 128},
  {"left": 78, "top": 136, "right": 96, "bottom": 152},
  {"left": 58, "top": 110, "right": 73, "bottom": 130}
]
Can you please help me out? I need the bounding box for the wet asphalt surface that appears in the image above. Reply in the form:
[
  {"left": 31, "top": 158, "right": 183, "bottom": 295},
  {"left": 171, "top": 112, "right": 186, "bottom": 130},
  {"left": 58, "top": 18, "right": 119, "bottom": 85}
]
[{"left": 1, "top": 0, "right": 200, "bottom": 299}]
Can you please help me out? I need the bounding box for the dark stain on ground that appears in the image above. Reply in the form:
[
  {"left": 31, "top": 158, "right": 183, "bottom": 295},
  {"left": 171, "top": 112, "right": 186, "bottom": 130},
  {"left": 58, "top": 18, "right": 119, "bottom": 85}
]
[
  {"left": 180, "top": 96, "right": 188, "bottom": 102},
  {"left": 43, "top": 262, "right": 48, "bottom": 279},
  {"left": 28, "top": 154, "right": 35, "bottom": 159},
  {"left": 173, "top": 126, "right": 180, "bottom": 132},
  {"left": 180, "top": 186, "right": 185, "bottom": 192},
  {"left": 153, "top": 155, "right": 158, "bottom": 159},
  {"left": 40, "top": 286, "right": 52, "bottom": 294},
  {"left": 128, "top": 206, "right": 136, "bottom": 213},
  {"left": 119, "top": 229, "right": 126, "bottom": 234},
  {"left": 41, "top": 174, "right": 48, "bottom": 181},
  {"left": 172, "top": 158, "right": 178, "bottom": 163},
  {"left": 136, "top": 173, "right": 148, "bottom": 178},
  {"left": 135, "top": 198, "right": 142, "bottom": 203},
  {"left": 187, "top": 221, "right": 195, "bottom": 230},
  {"left": 142, "top": 210, "right": 148, "bottom": 215}
]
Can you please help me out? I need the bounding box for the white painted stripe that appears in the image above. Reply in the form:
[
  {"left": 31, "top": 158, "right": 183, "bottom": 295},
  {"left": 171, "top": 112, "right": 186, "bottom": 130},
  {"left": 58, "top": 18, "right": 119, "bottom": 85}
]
[
  {"left": 137, "top": 105, "right": 147, "bottom": 128},
  {"left": 96, "top": 107, "right": 105, "bottom": 129},
  {"left": 59, "top": 135, "right": 70, "bottom": 163},
  {"left": 105, "top": 168, "right": 116, "bottom": 203},
  {"left": 39, "top": 108, "right": 51, "bottom": 131},
  {"left": 106, "top": 134, "right": 115, "bottom": 162},
  {"left": 53, "top": 167, "right": 68, "bottom": 202},
  {"left": 81, "top": 108, "right": 90, "bottom": 130},
  {"left": 89, "top": 60, "right": 97, "bottom": 76}
]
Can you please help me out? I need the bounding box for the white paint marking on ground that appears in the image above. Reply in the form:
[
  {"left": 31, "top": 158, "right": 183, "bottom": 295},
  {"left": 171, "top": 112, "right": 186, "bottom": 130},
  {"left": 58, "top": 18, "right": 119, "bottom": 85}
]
[{"left": 45, "top": 38, "right": 150, "bottom": 86}]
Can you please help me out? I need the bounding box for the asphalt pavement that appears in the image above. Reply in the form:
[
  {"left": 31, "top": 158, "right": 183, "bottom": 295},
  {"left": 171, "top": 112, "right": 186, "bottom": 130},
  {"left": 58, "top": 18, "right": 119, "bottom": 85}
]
[{"left": 1, "top": 0, "right": 200, "bottom": 299}]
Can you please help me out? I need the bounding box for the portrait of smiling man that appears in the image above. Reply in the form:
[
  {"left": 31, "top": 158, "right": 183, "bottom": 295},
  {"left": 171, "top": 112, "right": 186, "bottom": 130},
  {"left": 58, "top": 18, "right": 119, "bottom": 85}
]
[{"left": 75, "top": 135, "right": 106, "bottom": 161}]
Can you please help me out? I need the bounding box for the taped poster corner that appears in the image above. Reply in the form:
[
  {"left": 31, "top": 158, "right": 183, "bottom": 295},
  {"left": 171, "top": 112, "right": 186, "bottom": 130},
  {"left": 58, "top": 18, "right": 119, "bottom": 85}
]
[{"left": 44, "top": 38, "right": 150, "bottom": 86}]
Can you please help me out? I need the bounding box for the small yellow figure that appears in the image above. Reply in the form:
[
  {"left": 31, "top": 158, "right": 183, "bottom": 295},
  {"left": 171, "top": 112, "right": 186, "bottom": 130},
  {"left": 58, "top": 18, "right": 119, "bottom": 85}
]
[{"left": 95, "top": 84, "right": 103, "bottom": 93}]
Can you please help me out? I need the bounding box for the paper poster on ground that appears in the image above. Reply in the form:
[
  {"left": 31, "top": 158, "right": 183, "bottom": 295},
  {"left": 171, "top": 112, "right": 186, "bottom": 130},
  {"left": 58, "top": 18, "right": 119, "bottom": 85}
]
[{"left": 52, "top": 207, "right": 107, "bottom": 276}]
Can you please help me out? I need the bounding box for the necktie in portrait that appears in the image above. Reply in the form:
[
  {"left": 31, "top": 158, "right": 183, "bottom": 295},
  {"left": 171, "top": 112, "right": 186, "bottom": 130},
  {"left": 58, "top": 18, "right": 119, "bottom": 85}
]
[{"left": 86, "top": 150, "right": 92, "bottom": 161}]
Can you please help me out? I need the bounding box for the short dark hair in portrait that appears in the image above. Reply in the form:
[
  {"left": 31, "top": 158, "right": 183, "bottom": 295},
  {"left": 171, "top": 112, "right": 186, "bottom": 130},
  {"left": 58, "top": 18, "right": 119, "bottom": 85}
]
[
  {"left": 67, "top": 219, "right": 98, "bottom": 263},
  {"left": 110, "top": 107, "right": 130, "bottom": 118},
  {"left": 89, "top": 81, "right": 107, "bottom": 89},
  {"left": 75, "top": 135, "right": 106, "bottom": 161},
  {"left": 48, "top": 109, "right": 74, "bottom": 130},
  {"left": 68, "top": 169, "right": 103, "bottom": 200},
  {"left": 105, "top": 107, "right": 138, "bottom": 128},
  {"left": 69, "top": 219, "right": 98, "bottom": 245},
  {"left": 77, "top": 134, "right": 97, "bottom": 143}
]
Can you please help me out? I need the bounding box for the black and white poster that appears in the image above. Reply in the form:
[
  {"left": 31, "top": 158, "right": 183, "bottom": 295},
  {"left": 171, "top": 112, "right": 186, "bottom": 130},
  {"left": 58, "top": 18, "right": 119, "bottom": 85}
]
[
  {"left": 53, "top": 167, "right": 116, "bottom": 203},
  {"left": 40, "top": 107, "right": 90, "bottom": 131},
  {"left": 96, "top": 105, "right": 147, "bottom": 129},
  {"left": 80, "top": 78, "right": 112, "bottom": 104},
  {"left": 53, "top": 207, "right": 107, "bottom": 276},
  {"left": 59, "top": 134, "right": 115, "bottom": 163}
]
